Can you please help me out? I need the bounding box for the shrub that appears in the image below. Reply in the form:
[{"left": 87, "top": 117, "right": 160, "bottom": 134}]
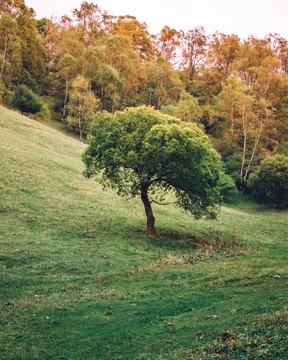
[
  {"left": 17, "top": 70, "right": 40, "bottom": 94},
  {"left": 223, "top": 153, "right": 243, "bottom": 189},
  {"left": 0, "top": 80, "right": 5, "bottom": 103},
  {"left": 25, "top": 103, "right": 51, "bottom": 122},
  {"left": 12, "top": 85, "right": 42, "bottom": 114},
  {"left": 217, "top": 173, "right": 238, "bottom": 203},
  {"left": 275, "top": 142, "right": 288, "bottom": 157},
  {"left": 248, "top": 155, "right": 288, "bottom": 209}
]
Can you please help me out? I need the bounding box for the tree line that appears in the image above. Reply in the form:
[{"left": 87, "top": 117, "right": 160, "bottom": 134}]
[{"left": 1, "top": 0, "right": 288, "bottom": 204}]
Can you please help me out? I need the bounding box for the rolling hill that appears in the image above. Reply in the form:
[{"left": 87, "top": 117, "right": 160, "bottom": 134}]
[{"left": 0, "top": 106, "right": 287, "bottom": 359}]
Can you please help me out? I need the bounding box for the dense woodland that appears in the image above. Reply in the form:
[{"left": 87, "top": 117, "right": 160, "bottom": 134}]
[{"left": 1, "top": 0, "right": 288, "bottom": 197}]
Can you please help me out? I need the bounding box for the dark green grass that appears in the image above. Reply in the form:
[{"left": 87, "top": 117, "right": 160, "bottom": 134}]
[{"left": 0, "top": 106, "right": 287, "bottom": 359}]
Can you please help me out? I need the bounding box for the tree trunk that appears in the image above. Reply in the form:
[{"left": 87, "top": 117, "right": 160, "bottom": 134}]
[
  {"left": 78, "top": 104, "right": 82, "bottom": 142},
  {"left": 0, "top": 34, "right": 9, "bottom": 80},
  {"left": 100, "top": 84, "right": 104, "bottom": 111},
  {"left": 157, "top": 94, "right": 161, "bottom": 110},
  {"left": 112, "top": 91, "right": 116, "bottom": 114},
  {"left": 243, "top": 118, "right": 264, "bottom": 188},
  {"left": 240, "top": 104, "right": 247, "bottom": 193},
  {"left": 62, "top": 78, "right": 69, "bottom": 119},
  {"left": 141, "top": 184, "right": 157, "bottom": 237},
  {"left": 230, "top": 99, "right": 235, "bottom": 142},
  {"left": 148, "top": 91, "right": 152, "bottom": 105}
]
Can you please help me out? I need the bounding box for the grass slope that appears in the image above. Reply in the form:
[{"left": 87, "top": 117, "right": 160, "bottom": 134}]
[{"left": 0, "top": 106, "right": 287, "bottom": 359}]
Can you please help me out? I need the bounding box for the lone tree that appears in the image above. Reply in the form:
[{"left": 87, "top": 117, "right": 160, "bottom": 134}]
[{"left": 82, "top": 106, "right": 221, "bottom": 236}]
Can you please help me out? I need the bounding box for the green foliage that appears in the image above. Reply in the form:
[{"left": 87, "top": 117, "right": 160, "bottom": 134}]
[
  {"left": 26, "top": 102, "right": 51, "bottom": 122},
  {"left": 248, "top": 155, "right": 288, "bottom": 209},
  {"left": 199, "top": 321, "right": 288, "bottom": 359},
  {"left": 37, "top": 102, "right": 51, "bottom": 121},
  {"left": 0, "top": 80, "right": 5, "bottom": 102},
  {"left": 58, "top": 53, "right": 78, "bottom": 81},
  {"left": 217, "top": 173, "right": 238, "bottom": 203},
  {"left": 160, "top": 103, "right": 178, "bottom": 117},
  {"left": 94, "top": 63, "right": 121, "bottom": 111},
  {"left": 67, "top": 75, "right": 99, "bottom": 140},
  {"left": 144, "top": 57, "right": 183, "bottom": 109},
  {"left": 176, "top": 90, "right": 203, "bottom": 123},
  {"left": 212, "top": 138, "right": 241, "bottom": 161},
  {"left": 161, "top": 91, "right": 203, "bottom": 125},
  {"left": 224, "top": 153, "right": 243, "bottom": 187},
  {"left": 0, "top": 14, "right": 22, "bottom": 87},
  {"left": 83, "top": 106, "right": 221, "bottom": 221},
  {"left": 275, "top": 141, "right": 288, "bottom": 156},
  {"left": 17, "top": 70, "right": 40, "bottom": 94},
  {"left": 16, "top": 6, "right": 46, "bottom": 80},
  {"left": 12, "top": 84, "right": 42, "bottom": 114}
]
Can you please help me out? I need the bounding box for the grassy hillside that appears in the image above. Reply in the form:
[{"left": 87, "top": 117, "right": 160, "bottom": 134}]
[{"left": 0, "top": 106, "right": 287, "bottom": 359}]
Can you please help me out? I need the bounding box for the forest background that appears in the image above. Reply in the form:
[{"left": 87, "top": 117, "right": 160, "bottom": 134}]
[{"left": 1, "top": 0, "right": 288, "bottom": 194}]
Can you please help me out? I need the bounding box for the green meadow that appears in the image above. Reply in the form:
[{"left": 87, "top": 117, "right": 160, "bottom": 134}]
[{"left": 0, "top": 106, "right": 287, "bottom": 359}]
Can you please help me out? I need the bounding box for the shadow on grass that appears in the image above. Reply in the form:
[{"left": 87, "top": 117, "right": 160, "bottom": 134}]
[{"left": 132, "top": 227, "right": 246, "bottom": 252}]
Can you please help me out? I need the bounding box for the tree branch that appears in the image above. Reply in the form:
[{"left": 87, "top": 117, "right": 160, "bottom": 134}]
[{"left": 150, "top": 199, "right": 173, "bottom": 206}]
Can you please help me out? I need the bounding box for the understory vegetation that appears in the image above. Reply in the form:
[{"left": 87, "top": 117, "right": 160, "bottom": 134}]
[{"left": 1, "top": 106, "right": 287, "bottom": 359}]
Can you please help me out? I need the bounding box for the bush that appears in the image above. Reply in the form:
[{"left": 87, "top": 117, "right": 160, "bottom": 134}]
[
  {"left": 223, "top": 153, "right": 243, "bottom": 189},
  {"left": 217, "top": 173, "right": 238, "bottom": 203},
  {"left": 248, "top": 155, "right": 288, "bottom": 209},
  {"left": 25, "top": 103, "right": 51, "bottom": 122},
  {"left": 275, "top": 142, "right": 288, "bottom": 157},
  {"left": 12, "top": 85, "right": 42, "bottom": 114},
  {"left": 0, "top": 80, "right": 5, "bottom": 103},
  {"left": 37, "top": 103, "right": 51, "bottom": 121},
  {"left": 212, "top": 138, "right": 241, "bottom": 161},
  {"left": 17, "top": 70, "right": 40, "bottom": 94}
]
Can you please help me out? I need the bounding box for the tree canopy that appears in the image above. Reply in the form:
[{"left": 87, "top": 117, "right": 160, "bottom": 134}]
[
  {"left": 248, "top": 155, "right": 288, "bottom": 209},
  {"left": 82, "top": 106, "right": 221, "bottom": 236},
  {"left": 1, "top": 0, "right": 288, "bottom": 197}
]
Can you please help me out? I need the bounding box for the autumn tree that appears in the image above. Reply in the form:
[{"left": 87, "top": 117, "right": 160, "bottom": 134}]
[
  {"left": 144, "top": 57, "right": 183, "bottom": 109},
  {"left": 156, "top": 26, "right": 183, "bottom": 65},
  {"left": 212, "top": 76, "right": 242, "bottom": 141},
  {"left": 161, "top": 90, "right": 203, "bottom": 124},
  {"left": 266, "top": 33, "right": 288, "bottom": 73},
  {"left": 58, "top": 53, "right": 78, "bottom": 118},
  {"left": 181, "top": 27, "right": 207, "bottom": 84},
  {"left": 36, "top": 18, "right": 57, "bottom": 70},
  {"left": 249, "top": 56, "right": 286, "bottom": 154},
  {"left": 115, "top": 15, "right": 154, "bottom": 59},
  {"left": 0, "top": 0, "right": 24, "bottom": 14},
  {"left": 233, "top": 37, "right": 274, "bottom": 87},
  {"left": 15, "top": 5, "right": 45, "bottom": 81},
  {"left": 67, "top": 75, "right": 99, "bottom": 140},
  {"left": 94, "top": 63, "right": 121, "bottom": 112},
  {"left": 104, "top": 35, "right": 145, "bottom": 107},
  {"left": 208, "top": 32, "right": 241, "bottom": 75},
  {"left": 72, "top": 2, "right": 102, "bottom": 32},
  {"left": 82, "top": 106, "right": 221, "bottom": 236},
  {"left": 84, "top": 45, "right": 104, "bottom": 90},
  {"left": 72, "top": 1, "right": 111, "bottom": 44},
  {"left": 0, "top": 15, "right": 17, "bottom": 81},
  {"left": 213, "top": 76, "right": 271, "bottom": 191},
  {"left": 57, "top": 31, "right": 85, "bottom": 59}
]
